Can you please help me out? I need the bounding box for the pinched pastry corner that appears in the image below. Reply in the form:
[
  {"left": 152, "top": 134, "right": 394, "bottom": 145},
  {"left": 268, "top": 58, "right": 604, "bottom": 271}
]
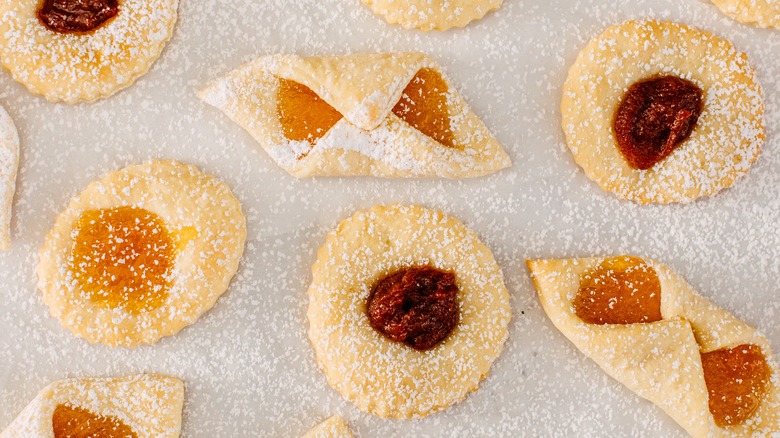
[{"left": 199, "top": 52, "right": 511, "bottom": 179}]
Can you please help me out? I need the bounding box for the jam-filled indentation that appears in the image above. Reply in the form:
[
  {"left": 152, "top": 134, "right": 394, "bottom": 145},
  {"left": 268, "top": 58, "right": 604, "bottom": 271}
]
[
  {"left": 574, "top": 256, "right": 663, "bottom": 325},
  {"left": 276, "top": 78, "right": 343, "bottom": 148},
  {"left": 702, "top": 344, "right": 771, "bottom": 427},
  {"left": 614, "top": 75, "right": 704, "bottom": 170},
  {"left": 393, "top": 68, "right": 456, "bottom": 148},
  {"left": 53, "top": 404, "right": 137, "bottom": 438},
  {"left": 38, "top": 0, "right": 119, "bottom": 34},
  {"left": 367, "top": 266, "right": 459, "bottom": 351},
  {"left": 69, "top": 206, "right": 175, "bottom": 314}
]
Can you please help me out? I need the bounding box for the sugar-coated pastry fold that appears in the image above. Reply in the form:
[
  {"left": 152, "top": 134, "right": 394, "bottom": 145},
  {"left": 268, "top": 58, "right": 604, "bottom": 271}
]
[
  {"left": 527, "top": 256, "right": 780, "bottom": 437},
  {"left": 199, "top": 52, "right": 511, "bottom": 178}
]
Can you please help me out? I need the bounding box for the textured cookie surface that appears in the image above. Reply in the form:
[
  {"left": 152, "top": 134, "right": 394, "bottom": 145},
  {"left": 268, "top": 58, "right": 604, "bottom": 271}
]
[
  {"left": 301, "top": 415, "right": 354, "bottom": 438},
  {"left": 361, "top": 0, "right": 503, "bottom": 31}
]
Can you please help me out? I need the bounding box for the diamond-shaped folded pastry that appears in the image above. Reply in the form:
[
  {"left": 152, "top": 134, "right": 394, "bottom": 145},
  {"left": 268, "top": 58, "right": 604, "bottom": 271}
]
[
  {"left": 0, "top": 374, "right": 184, "bottom": 438},
  {"left": 198, "top": 52, "right": 511, "bottom": 178},
  {"left": 527, "top": 256, "right": 780, "bottom": 437},
  {"left": 301, "top": 415, "right": 354, "bottom": 438},
  {"left": 0, "top": 105, "right": 19, "bottom": 250}
]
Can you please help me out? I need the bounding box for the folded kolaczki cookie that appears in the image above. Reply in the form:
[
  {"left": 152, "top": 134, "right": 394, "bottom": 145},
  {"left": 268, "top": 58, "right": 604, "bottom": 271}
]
[
  {"left": 527, "top": 256, "right": 779, "bottom": 437},
  {"left": 199, "top": 52, "right": 511, "bottom": 179}
]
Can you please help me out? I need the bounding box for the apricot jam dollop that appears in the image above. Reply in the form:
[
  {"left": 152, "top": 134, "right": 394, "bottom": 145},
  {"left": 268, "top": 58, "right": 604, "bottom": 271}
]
[
  {"left": 69, "top": 206, "right": 174, "bottom": 314},
  {"left": 38, "top": 0, "right": 119, "bottom": 34},
  {"left": 701, "top": 344, "right": 771, "bottom": 427},
  {"left": 367, "top": 266, "right": 459, "bottom": 351},
  {"left": 614, "top": 75, "right": 703, "bottom": 170},
  {"left": 277, "top": 78, "right": 343, "bottom": 147},
  {"left": 574, "top": 256, "right": 663, "bottom": 325},
  {"left": 392, "top": 68, "right": 456, "bottom": 148},
  {"left": 53, "top": 404, "right": 137, "bottom": 438}
]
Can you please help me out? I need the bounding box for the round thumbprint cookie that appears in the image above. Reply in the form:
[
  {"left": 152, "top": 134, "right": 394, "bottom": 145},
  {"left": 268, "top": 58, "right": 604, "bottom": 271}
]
[
  {"left": 36, "top": 160, "right": 246, "bottom": 347},
  {"left": 709, "top": 0, "right": 779, "bottom": 29},
  {"left": 307, "top": 204, "right": 511, "bottom": 418},
  {"left": 0, "top": 0, "right": 179, "bottom": 103},
  {"left": 361, "top": 0, "right": 503, "bottom": 31},
  {"left": 561, "top": 20, "right": 764, "bottom": 204}
]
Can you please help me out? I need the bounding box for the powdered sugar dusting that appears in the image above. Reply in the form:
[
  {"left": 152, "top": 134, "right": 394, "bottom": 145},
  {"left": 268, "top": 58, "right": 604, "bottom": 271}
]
[{"left": 0, "top": 0, "right": 779, "bottom": 436}]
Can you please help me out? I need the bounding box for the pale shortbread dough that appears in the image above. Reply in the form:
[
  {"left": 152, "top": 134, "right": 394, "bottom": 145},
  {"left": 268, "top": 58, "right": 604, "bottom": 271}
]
[
  {"left": 527, "top": 256, "right": 780, "bottom": 437},
  {"left": 0, "top": 105, "right": 19, "bottom": 250},
  {"left": 561, "top": 20, "right": 764, "bottom": 204},
  {"left": 361, "top": 0, "right": 503, "bottom": 31},
  {"left": 709, "top": 0, "right": 780, "bottom": 29},
  {"left": 308, "top": 204, "right": 511, "bottom": 418},
  {"left": 302, "top": 415, "right": 354, "bottom": 438},
  {"left": 199, "top": 52, "right": 511, "bottom": 179},
  {"left": 1, "top": 374, "right": 184, "bottom": 438},
  {"left": 0, "top": 0, "right": 178, "bottom": 103},
  {"left": 36, "top": 160, "right": 246, "bottom": 347}
]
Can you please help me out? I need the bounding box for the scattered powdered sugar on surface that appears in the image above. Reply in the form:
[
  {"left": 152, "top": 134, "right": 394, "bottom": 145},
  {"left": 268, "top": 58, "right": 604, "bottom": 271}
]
[{"left": 0, "top": 0, "right": 778, "bottom": 436}]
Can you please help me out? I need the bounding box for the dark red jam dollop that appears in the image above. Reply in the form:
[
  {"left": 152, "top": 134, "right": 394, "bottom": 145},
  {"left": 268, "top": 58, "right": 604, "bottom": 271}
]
[
  {"left": 367, "top": 266, "right": 459, "bottom": 351},
  {"left": 614, "top": 75, "right": 704, "bottom": 170},
  {"left": 38, "top": 0, "right": 119, "bottom": 34}
]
